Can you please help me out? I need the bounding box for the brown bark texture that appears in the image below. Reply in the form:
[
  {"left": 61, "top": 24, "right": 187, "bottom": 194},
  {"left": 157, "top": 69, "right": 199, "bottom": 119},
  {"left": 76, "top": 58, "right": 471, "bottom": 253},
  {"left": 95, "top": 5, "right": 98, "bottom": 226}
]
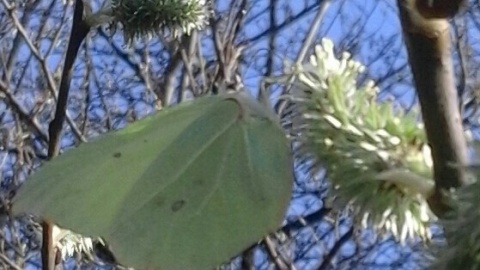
[{"left": 396, "top": 0, "right": 468, "bottom": 217}]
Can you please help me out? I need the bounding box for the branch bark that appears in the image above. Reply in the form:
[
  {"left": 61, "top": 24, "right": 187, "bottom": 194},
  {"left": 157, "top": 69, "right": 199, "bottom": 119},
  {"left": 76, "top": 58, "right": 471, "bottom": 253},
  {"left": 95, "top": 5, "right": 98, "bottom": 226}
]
[
  {"left": 396, "top": 0, "right": 467, "bottom": 217},
  {"left": 47, "top": 0, "right": 89, "bottom": 158},
  {"left": 43, "top": 0, "right": 90, "bottom": 269},
  {"left": 41, "top": 220, "right": 55, "bottom": 270}
]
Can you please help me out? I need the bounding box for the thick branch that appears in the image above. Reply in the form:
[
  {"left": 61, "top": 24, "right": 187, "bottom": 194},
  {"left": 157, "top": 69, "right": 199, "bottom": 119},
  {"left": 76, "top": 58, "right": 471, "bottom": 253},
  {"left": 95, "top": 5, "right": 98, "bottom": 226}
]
[
  {"left": 415, "top": 0, "right": 466, "bottom": 18},
  {"left": 43, "top": 0, "right": 90, "bottom": 269},
  {"left": 396, "top": 0, "right": 468, "bottom": 216},
  {"left": 47, "top": 0, "right": 89, "bottom": 158}
]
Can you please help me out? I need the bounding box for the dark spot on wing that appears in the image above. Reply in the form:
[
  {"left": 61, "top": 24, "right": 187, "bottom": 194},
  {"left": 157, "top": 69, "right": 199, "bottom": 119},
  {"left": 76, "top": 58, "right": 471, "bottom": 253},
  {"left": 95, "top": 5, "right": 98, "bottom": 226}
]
[
  {"left": 113, "top": 152, "right": 122, "bottom": 158},
  {"left": 171, "top": 200, "right": 186, "bottom": 212}
]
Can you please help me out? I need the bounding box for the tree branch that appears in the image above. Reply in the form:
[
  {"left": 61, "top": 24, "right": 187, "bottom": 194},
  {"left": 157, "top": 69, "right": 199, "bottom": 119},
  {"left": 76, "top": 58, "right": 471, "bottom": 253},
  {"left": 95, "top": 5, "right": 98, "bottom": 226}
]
[
  {"left": 318, "top": 227, "right": 354, "bottom": 270},
  {"left": 41, "top": 220, "right": 55, "bottom": 270},
  {"left": 396, "top": 0, "right": 468, "bottom": 217},
  {"left": 43, "top": 0, "right": 90, "bottom": 269},
  {"left": 47, "top": 0, "right": 90, "bottom": 158}
]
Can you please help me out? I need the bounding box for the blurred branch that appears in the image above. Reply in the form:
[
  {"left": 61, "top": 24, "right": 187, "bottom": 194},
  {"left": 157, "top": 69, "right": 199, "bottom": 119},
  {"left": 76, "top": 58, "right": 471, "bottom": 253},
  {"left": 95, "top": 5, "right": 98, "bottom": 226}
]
[
  {"left": 246, "top": 1, "right": 321, "bottom": 44},
  {"left": 264, "top": 235, "right": 289, "bottom": 270},
  {"left": 261, "top": 0, "right": 277, "bottom": 98},
  {"left": 452, "top": 17, "right": 469, "bottom": 115},
  {"left": 0, "top": 252, "right": 22, "bottom": 270},
  {"left": 1, "top": 0, "right": 86, "bottom": 147},
  {"left": 318, "top": 227, "right": 354, "bottom": 270},
  {"left": 240, "top": 246, "right": 255, "bottom": 270},
  {"left": 210, "top": 0, "right": 248, "bottom": 94},
  {"left": 0, "top": 81, "right": 49, "bottom": 142},
  {"left": 1, "top": 0, "right": 41, "bottom": 82},
  {"left": 280, "top": 207, "right": 331, "bottom": 234},
  {"left": 274, "top": 0, "right": 331, "bottom": 114}
]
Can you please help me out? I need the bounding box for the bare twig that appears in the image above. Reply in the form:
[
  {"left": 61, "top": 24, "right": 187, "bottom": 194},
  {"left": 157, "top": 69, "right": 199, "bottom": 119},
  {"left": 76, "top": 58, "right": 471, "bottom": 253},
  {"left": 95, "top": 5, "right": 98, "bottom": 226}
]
[
  {"left": 1, "top": 0, "right": 86, "bottom": 144},
  {"left": 0, "top": 252, "right": 22, "bottom": 270},
  {"left": 318, "top": 227, "right": 354, "bottom": 270},
  {"left": 452, "top": 17, "right": 469, "bottom": 115},
  {"left": 0, "top": 80, "right": 49, "bottom": 142},
  {"left": 240, "top": 246, "right": 255, "bottom": 270},
  {"left": 1, "top": 0, "right": 41, "bottom": 82},
  {"left": 274, "top": 0, "right": 332, "bottom": 114},
  {"left": 263, "top": 235, "right": 289, "bottom": 270}
]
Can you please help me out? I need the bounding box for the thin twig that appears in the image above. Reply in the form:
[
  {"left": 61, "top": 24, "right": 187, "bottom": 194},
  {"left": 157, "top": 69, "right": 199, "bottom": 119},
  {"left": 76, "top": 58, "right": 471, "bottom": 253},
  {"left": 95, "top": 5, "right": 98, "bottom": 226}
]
[
  {"left": 318, "top": 227, "right": 354, "bottom": 270},
  {"left": 0, "top": 252, "right": 22, "bottom": 270},
  {"left": 264, "top": 235, "right": 289, "bottom": 270},
  {"left": 1, "top": 0, "right": 86, "bottom": 144},
  {"left": 0, "top": 81, "right": 49, "bottom": 142},
  {"left": 240, "top": 245, "right": 255, "bottom": 270},
  {"left": 274, "top": 0, "right": 332, "bottom": 114}
]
